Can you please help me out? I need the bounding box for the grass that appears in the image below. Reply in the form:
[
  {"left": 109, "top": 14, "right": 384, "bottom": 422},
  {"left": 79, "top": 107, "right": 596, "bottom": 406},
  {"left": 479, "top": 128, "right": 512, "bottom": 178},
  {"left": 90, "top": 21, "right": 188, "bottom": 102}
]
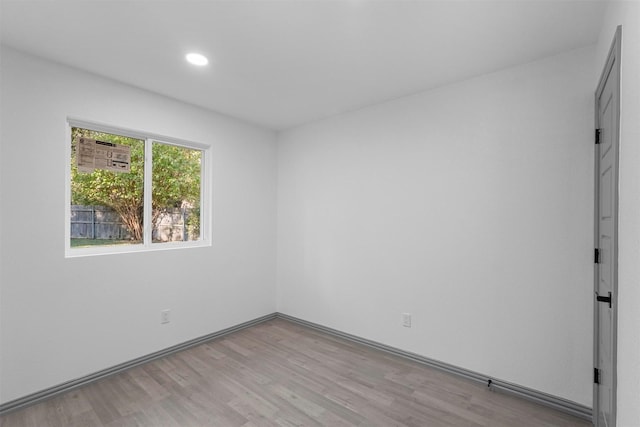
[{"left": 70, "top": 238, "right": 138, "bottom": 248}]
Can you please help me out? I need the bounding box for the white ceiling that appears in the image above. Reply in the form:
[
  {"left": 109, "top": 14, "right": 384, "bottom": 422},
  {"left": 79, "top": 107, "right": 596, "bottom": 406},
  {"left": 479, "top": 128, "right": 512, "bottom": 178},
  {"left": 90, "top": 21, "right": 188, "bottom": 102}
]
[{"left": 1, "top": 0, "right": 606, "bottom": 130}]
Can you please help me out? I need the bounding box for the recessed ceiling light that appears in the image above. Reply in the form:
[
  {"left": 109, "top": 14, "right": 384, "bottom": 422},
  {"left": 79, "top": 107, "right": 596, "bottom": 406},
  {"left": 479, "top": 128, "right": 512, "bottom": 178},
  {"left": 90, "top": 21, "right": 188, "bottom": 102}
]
[{"left": 186, "top": 53, "right": 208, "bottom": 66}]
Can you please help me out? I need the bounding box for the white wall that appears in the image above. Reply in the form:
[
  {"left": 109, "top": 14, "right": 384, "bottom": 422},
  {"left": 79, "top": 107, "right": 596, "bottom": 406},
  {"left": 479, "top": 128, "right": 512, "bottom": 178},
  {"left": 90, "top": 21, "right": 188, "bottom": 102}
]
[
  {"left": 0, "top": 47, "right": 277, "bottom": 403},
  {"left": 277, "top": 47, "right": 595, "bottom": 406},
  {"left": 0, "top": 21, "right": 4, "bottom": 407},
  {"left": 596, "top": 2, "right": 640, "bottom": 425}
]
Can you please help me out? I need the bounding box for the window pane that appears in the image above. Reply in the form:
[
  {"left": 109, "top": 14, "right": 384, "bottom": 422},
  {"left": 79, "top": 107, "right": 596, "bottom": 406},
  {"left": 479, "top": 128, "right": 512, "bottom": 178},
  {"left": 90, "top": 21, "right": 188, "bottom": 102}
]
[
  {"left": 70, "top": 127, "right": 145, "bottom": 248},
  {"left": 152, "top": 142, "right": 202, "bottom": 243}
]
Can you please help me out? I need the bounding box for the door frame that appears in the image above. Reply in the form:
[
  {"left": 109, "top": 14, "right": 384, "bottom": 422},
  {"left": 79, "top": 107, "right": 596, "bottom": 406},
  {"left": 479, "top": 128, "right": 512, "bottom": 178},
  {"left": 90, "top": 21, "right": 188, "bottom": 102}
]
[{"left": 593, "top": 25, "right": 621, "bottom": 427}]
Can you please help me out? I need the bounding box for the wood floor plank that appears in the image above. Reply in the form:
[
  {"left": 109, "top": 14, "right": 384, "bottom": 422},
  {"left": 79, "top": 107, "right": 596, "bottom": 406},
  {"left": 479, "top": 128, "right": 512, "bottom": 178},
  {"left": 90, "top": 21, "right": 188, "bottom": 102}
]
[{"left": 0, "top": 318, "right": 591, "bottom": 427}]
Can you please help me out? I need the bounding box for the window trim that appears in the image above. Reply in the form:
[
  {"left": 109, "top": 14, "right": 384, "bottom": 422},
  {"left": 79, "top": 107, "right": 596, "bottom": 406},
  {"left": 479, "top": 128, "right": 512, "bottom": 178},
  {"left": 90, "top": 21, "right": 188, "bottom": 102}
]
[{"left": 65, "top": 118, "right": 212, "bottom": 257}]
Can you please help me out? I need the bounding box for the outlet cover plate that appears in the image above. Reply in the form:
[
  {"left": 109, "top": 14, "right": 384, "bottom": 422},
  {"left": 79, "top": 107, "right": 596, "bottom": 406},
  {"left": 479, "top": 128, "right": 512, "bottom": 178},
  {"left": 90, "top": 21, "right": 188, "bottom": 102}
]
[
  {"left": 402, "top": 313, "right": 411, "bottom": 328},
  {"left": 161, "top": 309, "right": 171, "bottom": 324}
]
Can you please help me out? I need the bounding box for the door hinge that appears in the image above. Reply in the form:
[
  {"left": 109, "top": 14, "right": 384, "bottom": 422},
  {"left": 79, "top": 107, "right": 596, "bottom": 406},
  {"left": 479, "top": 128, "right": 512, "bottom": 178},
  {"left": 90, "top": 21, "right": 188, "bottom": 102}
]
[
  {"left": 594, "top": 367, "right": 600, "bottom": 384},
  {"left": 595, "top": 129, "right": 601, "bottom": 145},
  {"left": 597, "top": 291, "right": 612, "bottom": 308},
  {"left": 594, "top": 248, "right": 600, "bottom": 264}
]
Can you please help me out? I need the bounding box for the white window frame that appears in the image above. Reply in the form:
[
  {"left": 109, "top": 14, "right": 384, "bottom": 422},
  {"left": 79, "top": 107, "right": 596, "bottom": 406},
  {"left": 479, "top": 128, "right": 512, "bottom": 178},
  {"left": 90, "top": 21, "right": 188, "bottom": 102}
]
[{"left": 65, "top": 118, "right": 212, "bottom": 257}]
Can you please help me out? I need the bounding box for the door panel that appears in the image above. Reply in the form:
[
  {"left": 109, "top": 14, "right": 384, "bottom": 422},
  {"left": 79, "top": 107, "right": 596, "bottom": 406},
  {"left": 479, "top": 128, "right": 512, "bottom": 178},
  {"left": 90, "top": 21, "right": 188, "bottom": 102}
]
[
  {"left": 599, "top": 166, "right": 612, "bottom": 219},
  {"left": 594, "top": 26, "right": 620, "bottom": 427}
]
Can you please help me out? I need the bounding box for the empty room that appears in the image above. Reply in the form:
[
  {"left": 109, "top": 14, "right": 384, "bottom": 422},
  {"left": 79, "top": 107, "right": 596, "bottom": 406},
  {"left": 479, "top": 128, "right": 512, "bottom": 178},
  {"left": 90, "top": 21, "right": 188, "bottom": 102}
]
[{"left": 1, "top": 1, "right": 639, "bottom": 426}]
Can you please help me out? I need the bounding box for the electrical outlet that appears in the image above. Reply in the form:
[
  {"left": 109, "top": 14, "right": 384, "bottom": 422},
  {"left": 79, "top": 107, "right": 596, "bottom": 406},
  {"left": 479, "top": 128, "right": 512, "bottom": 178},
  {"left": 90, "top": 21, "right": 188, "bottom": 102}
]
[
  {"left": 402, "top": 313, "right": 412, "bottom": 328},
  {"left": 161, "top": 309, "right": 171, "bottom": 324}
]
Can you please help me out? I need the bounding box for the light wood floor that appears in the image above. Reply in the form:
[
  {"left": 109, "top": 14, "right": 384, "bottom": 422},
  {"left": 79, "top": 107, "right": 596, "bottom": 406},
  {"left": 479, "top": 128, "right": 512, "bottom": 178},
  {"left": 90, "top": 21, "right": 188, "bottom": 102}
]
[{"left": 1, "top": 318, "right": 591, "bottom": 427}]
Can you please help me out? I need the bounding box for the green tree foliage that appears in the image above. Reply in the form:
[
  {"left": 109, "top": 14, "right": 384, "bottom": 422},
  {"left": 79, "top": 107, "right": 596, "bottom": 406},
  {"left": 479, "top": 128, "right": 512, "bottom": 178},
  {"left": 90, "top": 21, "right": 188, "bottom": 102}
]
[
  {"left": 71, "top": 128, "right": 201, "bottom": 242},
  {"left": 152, "top": 143, "right": 201, "bottom": 240}
]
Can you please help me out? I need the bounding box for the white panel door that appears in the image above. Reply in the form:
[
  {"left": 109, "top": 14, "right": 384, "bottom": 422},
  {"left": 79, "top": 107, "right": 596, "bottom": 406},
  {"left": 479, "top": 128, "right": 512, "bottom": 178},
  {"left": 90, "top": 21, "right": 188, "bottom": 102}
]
[{"left": 594, "top": 26, "right": 620, "bottom": 427}]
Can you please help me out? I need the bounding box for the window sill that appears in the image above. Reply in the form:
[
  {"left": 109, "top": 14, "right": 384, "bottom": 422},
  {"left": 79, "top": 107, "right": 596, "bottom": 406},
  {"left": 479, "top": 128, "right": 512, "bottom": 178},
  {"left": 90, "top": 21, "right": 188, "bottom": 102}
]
[{"left": 65, "top": 239, "right": 211, "bottom": 258}]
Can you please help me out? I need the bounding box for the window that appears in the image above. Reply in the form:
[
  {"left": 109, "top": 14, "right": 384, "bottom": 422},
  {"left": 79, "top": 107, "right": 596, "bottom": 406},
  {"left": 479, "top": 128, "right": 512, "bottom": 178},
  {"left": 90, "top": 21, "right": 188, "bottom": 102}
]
[{"left": 66, "top": 120, "right": 210, "bottom": 256}]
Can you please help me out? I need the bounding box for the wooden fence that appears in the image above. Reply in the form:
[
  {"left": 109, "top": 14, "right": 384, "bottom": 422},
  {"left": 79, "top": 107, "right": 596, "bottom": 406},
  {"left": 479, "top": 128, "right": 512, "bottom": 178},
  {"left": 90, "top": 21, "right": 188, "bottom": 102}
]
[
  {"left": 71, "top": 205, "right": 131, "bottom": 240},
  {"left": 71, "top": 205, "right": 196, "bottom": 242}
]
